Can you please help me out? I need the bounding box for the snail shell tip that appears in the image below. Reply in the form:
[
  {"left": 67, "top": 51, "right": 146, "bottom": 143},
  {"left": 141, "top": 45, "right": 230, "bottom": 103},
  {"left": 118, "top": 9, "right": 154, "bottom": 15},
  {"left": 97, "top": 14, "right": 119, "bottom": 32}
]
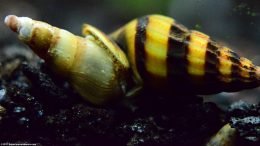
[
  {"left": 5, "top": 15, "right": 34, "bottom": 41},
  {"left": 4, "top": 15, "right": 19, "bottom": 32}
]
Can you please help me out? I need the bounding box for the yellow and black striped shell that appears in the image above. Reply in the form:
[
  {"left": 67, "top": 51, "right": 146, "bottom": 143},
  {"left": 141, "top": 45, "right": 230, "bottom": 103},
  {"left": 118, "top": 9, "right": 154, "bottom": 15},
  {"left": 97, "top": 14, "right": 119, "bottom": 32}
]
[{"left": 110, "top": 14, "right": 260, "bottom": 95}]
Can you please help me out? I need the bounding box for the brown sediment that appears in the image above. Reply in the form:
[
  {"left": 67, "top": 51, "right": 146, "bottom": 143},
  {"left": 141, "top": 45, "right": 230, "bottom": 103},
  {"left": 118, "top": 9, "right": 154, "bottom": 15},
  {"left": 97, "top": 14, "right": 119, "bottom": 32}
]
[{"left": 4, "top": 15, "right": 19, "bottom": 32}]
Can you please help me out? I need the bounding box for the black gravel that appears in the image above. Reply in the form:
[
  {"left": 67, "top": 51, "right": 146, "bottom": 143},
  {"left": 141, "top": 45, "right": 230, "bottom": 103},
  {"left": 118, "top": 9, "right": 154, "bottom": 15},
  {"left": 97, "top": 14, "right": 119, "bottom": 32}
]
[
  {"left": 0, "top": 47, "right": 258, "bottom": 146},
  {"left": 228, "top": 101, "right": 260, "bottom": 146}
]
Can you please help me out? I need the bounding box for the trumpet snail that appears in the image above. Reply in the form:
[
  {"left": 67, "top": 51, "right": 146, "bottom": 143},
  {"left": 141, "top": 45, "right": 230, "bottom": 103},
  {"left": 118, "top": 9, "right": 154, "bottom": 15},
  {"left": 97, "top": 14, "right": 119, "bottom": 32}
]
[
  {"left": 4, "top": 15, "right": 130, "bottom": 105},
  {"left": 4, "top": 14, "right": 260, "bottom": 105}
]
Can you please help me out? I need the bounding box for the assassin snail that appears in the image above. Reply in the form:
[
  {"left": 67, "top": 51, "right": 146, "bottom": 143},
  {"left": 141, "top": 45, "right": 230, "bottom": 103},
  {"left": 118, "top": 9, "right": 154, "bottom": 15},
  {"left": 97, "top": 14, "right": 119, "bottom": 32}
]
[
  {"left": 4, "top": 14, "right": 260, "bottom": 105},
  {"left": 110, "top": 14, "right": 260, "bottom": 95}
]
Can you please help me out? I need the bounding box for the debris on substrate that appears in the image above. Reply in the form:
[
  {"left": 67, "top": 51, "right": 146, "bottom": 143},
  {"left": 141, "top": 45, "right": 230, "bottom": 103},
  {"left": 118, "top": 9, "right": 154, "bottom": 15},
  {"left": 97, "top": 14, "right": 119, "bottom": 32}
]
[
  {"left": 227, "top": 101, "right": 260, "bottom": 146},
  {"left": 0, "top": 45, "right": 259, "bottom": 146}
]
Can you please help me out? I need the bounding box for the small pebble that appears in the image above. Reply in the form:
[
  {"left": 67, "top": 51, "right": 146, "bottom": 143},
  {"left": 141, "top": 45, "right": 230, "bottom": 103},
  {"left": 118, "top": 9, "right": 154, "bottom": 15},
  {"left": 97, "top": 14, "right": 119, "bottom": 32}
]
[
  {"left": 0, "top": 105, "right": 6, "bottom": 115},
  {"left": 0, "top": 88, "right": 6, "bottom": 101}
]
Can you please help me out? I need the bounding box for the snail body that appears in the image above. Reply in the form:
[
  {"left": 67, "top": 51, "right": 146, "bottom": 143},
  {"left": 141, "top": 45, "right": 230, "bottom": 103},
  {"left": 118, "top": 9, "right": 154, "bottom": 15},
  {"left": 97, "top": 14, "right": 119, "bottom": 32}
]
[
  {"left": 110, "top": 15, "right": 260, "bottom": 95},
  {"left": 4, "top": 15, "right": 129, "bottom": 105},
  {"left": 4, "top": 15, "right": 260, "bottom": 105}
]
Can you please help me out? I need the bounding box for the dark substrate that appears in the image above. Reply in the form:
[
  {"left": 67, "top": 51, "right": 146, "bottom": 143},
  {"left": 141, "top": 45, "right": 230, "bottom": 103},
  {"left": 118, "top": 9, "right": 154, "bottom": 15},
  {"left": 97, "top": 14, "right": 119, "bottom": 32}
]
[{"left": 0, "top": 47, "right": 259, "bottom": 146}]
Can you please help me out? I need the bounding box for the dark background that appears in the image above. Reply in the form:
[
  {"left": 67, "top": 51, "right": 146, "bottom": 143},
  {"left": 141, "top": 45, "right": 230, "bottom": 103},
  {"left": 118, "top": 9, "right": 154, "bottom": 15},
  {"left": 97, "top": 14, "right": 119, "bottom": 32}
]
[{"left": 0, "top": 0, "right": 259, "bottom": 108}]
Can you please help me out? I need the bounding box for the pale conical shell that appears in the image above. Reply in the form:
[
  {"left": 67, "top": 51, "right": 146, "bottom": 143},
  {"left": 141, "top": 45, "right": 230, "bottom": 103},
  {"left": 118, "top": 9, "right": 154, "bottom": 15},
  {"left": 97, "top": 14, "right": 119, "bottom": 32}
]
[{"left": 5, "top": 15, "right": 130, "bottom": 105}]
